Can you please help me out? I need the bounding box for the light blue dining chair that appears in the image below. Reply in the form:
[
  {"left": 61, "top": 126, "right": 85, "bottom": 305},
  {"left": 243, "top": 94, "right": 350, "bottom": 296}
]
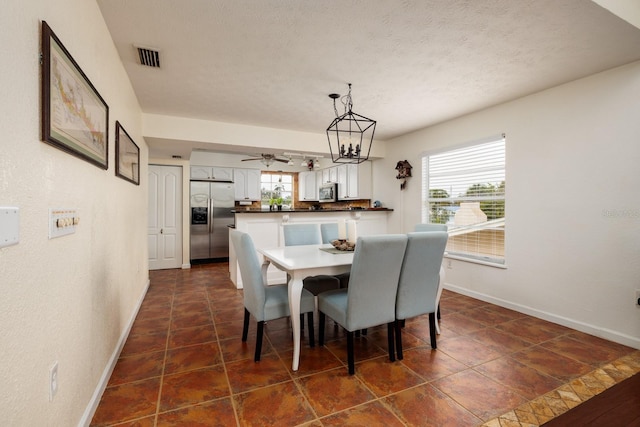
[
  {"left": 317, "top": 234, "right": 408, "bottom": 375},
  {"left": 282, "top": 223, "right": 341, "bottom": 296},
  {"left": 230, "top": 229, "right": 317, "bottom": 361},
  {"left": 414, "top": 223, "right": 448, "bottom": 232},
  {"left": 395, "top": 231, "right": 448, "bottom": 359},
  {"left": 414, "top": 223, "right": 448, "bottom": 332}
]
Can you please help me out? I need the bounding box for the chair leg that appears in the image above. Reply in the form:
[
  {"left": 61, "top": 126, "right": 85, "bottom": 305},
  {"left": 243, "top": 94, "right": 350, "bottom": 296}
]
[
  {"left": 300, "top": 313, "right": 304, "bottom": 330},
  {"left": 307, "top": 312, "right": 315, "bottom": 348},
  {"left": 242, "top": 308, "right": 250, "bottom": 342},
  {"left": 318, "top": 312, "right": 326, "bottom": 346},
  {"left": 347, "top": 331, "right": 355, "bottom": 375},
  {"left": 387, "top": 322, "right": 396, "bottom": 362},
  {"left": 428, "top": 312, "right": 437, "bottom": 349},
  {"left": 255, "top": 321, "right": 265, "bottom": 362},
  {"left": 437, "top": 303, "right": 441, "bottom": 320},
  {"left": 395, "top": 319, "right": 404, "bottom": 360}
]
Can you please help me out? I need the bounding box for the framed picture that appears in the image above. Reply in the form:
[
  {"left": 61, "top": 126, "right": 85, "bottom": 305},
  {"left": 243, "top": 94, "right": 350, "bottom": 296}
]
[
  {"left": 41, "top": 21, "right": 109, "bottom": 169},
  {"left": 115, "top": 121, "right": 140, "bottom": 185}
]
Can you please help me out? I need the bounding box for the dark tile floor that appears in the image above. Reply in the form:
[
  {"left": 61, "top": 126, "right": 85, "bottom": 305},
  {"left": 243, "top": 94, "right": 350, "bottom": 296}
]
[{"left": 90, "top": 263, "right": 640, "bottom": 426}]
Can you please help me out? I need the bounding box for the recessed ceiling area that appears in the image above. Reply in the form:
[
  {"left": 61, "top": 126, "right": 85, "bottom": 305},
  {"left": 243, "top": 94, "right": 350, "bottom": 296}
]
[{"left": 96, "top": 0, "right": 640, "bottom": 159}]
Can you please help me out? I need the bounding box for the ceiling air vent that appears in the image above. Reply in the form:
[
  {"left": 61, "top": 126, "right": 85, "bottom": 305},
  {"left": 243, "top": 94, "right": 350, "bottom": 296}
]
[{"left": 135, "top": 45, "right": 160, "bottom": 68}]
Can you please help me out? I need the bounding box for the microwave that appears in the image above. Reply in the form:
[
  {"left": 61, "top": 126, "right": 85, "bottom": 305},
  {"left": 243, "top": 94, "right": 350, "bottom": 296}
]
[{"left": 318, "top": 183, "right": 338, "bottom": 203}]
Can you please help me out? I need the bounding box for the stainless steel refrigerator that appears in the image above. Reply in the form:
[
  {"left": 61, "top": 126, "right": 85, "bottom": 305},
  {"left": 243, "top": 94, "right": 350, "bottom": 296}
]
[{"left": 190, "top": 181, "right": 235, "bottom": 261}]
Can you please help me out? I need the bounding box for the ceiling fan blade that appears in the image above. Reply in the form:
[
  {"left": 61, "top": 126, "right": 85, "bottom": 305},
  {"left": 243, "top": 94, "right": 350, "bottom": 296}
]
[
  {"left": 274, "top": 158, "right": 289, "bottom": 163},
  {"left": 241, "top": 157, "right": 262, "bottom": 161}
]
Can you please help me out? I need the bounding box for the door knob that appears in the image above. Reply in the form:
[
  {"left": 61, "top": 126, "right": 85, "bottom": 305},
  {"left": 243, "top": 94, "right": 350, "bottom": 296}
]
[{"left": 160, "top": 228, "right": 163, "bottom": 234}]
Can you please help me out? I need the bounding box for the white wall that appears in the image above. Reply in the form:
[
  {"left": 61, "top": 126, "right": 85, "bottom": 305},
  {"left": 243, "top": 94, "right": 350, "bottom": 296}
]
[
  {"left": 0, "top": 1, "right": 148, "bottom": 425},
  {"left": 375, "top": 61, "right": 640, "bottom": 348}
]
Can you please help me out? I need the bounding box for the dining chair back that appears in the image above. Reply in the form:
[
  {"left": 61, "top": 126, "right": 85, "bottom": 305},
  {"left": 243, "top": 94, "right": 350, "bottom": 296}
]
[
  {"left": 283, "top": 223, "right": 322, "bottom": 246},
  {"left": 230, "top": 229, "right": 316, "bottom": 361},
  {"left": 414, "top": 223, "right": 448, "bottom": 232},
  {"left": 395, "top": 231, "right": 448, "bottom": 358},
  {"left": 414, "top": 223, "right": 448, "bottom": 333},
  {"left": 318, "top": 234, "right": 408, "bottom": 374},
  {"left": 320, "top": 222, "right": 338, "bottom": 243}
]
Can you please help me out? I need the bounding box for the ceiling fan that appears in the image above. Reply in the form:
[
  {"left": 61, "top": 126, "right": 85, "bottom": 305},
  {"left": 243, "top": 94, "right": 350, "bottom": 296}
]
[{"left": 241, "top": 153, "right": 289, "bottom": 167}]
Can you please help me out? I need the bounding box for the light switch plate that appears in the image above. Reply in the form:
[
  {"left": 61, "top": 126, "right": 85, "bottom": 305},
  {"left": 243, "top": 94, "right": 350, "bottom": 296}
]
[
  {"left": 49, "top": 208, "right": 79, "bottom": 239},
  {"left": 0, "top": 207, "right": 19, "bottom": 248}
]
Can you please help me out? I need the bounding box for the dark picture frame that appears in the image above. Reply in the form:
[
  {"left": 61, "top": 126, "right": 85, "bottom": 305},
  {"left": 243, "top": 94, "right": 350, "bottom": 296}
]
[
  {"left": 115, "top": 121, "right": 140, "bottom": 185},
  {"left": 41, "top": 21, "right": 109, "bottom": 169}
]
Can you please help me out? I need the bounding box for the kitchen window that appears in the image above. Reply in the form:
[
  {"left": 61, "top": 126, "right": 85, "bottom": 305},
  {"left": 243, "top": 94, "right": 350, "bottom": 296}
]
[
  {"left": 261, "top": 172, "right": 293, "bottom": 209},
  {"left": 421, "top": 134, "right": 506, "bottom": 266}
]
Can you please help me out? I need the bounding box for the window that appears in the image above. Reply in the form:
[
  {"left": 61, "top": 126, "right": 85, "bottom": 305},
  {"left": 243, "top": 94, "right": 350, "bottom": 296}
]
[
  {"left": 422, "top": 134, "right": 505, "bottom": 265},
  {"left": 261, "top": 172, "right": 293, "bottom": 209}
]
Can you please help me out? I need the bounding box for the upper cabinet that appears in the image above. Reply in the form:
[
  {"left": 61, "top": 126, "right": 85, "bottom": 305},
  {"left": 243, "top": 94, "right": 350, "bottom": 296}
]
[
  {"left": 298, "top": 171, "right": 318, "bottom": 201},
  {"left": 234, "top": 168, "right": 261, "bottom": 201},
  {"left": 190, "top": 166, "right": 234, "bottom": 181},
  {"left": 336, "top": 162, "right": 372, "bottom": 200}
]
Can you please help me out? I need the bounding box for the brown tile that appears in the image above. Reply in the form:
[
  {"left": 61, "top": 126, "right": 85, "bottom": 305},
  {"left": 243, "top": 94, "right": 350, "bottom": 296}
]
[
  {"left": 168, "top": 324, "right": 216, "bottom": 348},
  {"left": 284, "top": 346, "right": 343, "bottom": 376},
  {"left": 226, "top": 353, "right": 291, "bottom": 393},
  {"left": 159, "top": 366, "right": 230, "bottom": 412},
  {"left": 108, "top": 351, "right": 165, "bottom": 386},
  {"left": 91, "top": 378, "right": 160, "bottom": 426},
  {"left": 495, "top": 317, "right": 566, "bottom": 344},
  {"left": 156, "top": 398, "right": 236, "bottom": 426},
  {"left": 297, "top": 368, "right": 375, "bottom": 417},
  {"left": 356, "top": 356, "right": 425, "bottom": 396},
  {"left": 468, "top": 306, "right": 525, "bottom": 326},
  {"left": 513, "top": 345, "right": 594, "bottom": 382},
  {"left": 566, "top": 331, "right": 634, "bottom": 357},
  {"left": 130, "top": 315, "right": 171, "bottom": 336},
  {"left": 212, "top": 307, "right": 246, "bottom": 324},
  {"left": 215, "top": 320, "right": 254, "bottom": 341},
  {"left": 475, "top": 356, "right": 563, "bottom": 400},
  {"left": 321, "top": 400, "right": 406, "bottom": 426},
  {"left": 172, "top": 300, "right": 210, "bottom": 315},
  {"left": 173, "top": 290, "right": 208, "bottom": 305},
  {"left": 170, "top": 311, "right": 212, "bottom": 330},
  {"left": 440, "top": 312, "right": 487, "bottom": 335},
  {"left": 437, "top": 335, "right": 502, "bottom": 366},
  {"left": 120, "top": 331, "right": 168, "bottom": 357},
  {"left": 234, "top": 381, "right": 315, "bottom": 426},
  {"left": 400, "top": 346, "right": 468, "bottom": 381},
  {"left": 385, "top": 383, "right": 482, "bottom": 426},
  {"left": 468, "top": 327, "right": 533, "bottom": 354},
  {"left": 541, "top": 335, "right": 631, "bottom": 366},
  {"left": 164, "top": 341, "right": 223, "bottom": 374},
  {"left": 109, "top": 417, "right": 155, "bottom": 426},
  {"left": 324, "top": 335, "right": 387, "bottom": 364},
  {"left": 403, "top": 318, "right": 438, "bottom": 343},
  {"left": 432, "top": 369, "right": 527, "bottom": 421},
  {"left": 219, "top": 335, "right": 273, "bottom": 363}
]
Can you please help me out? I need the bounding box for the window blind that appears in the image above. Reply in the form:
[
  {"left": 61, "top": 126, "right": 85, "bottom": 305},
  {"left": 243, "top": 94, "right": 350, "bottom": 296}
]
[{"left": 422, "top": 135, "right": 505, "bottom": 265}]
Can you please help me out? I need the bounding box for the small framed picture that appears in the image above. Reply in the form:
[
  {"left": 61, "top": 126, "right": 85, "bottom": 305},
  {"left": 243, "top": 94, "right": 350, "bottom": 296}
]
[
  {"left": 41, "top": 21, "right": 109, "bottom": 169},
  {"left": 115, "top": 121, "right": 140, "bottom": 185}
]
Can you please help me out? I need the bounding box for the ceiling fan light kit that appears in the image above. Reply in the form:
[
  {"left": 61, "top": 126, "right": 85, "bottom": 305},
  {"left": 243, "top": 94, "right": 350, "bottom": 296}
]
[{"left": 326, "top": 83, "right": 376, "bottom": 164}]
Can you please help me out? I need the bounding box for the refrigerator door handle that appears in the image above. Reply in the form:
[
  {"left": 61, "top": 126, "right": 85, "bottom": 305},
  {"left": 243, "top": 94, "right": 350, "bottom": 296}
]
[{"left": 209, "top": 197, "right": 213, "bottom": 234}]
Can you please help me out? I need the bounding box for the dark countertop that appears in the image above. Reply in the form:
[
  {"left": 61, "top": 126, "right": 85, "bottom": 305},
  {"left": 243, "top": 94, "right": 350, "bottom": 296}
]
[{"left": 232, "top": 208, "right": 393, "bottom": 213}]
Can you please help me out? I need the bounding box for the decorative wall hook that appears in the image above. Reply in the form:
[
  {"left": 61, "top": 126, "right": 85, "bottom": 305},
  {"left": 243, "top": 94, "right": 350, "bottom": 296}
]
[{"left": 395, "top": 160, "right": 412, "bottom": 190}]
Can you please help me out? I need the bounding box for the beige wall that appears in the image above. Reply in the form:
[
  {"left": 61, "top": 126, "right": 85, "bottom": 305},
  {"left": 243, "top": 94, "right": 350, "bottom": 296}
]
[
  {"left": 0, "top": 1, "right": 148, "bottom": 425},
  {"left": 373, "top": 61, "right": 640, "bottom": 348}
]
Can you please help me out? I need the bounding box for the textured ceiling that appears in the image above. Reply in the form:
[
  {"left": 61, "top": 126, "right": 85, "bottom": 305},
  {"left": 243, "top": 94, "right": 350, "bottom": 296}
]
[{"left": 97, "top": 0, "right": 640, "bottom": 155}]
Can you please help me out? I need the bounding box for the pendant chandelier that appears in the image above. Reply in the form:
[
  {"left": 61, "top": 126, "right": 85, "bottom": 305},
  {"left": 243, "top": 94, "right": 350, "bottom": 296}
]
[{"left": 326, "top": 84, "right": 376, "bottom": 164}]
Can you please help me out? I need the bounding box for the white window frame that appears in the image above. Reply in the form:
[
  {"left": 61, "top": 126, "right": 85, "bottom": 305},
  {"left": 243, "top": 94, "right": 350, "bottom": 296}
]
[{"left": 421, "top": 134, "right": 506, "bottom": 267}]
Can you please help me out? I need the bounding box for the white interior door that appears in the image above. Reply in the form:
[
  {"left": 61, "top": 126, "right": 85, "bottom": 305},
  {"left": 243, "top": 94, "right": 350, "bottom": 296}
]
[{"left": 148, "top": 165, "right": 182, "bottom": 270}]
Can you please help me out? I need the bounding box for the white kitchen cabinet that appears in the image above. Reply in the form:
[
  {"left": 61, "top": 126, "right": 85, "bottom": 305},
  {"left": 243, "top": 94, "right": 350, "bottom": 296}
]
[
  {"left": 336, "top": 162, "right": 371, "bottom": 200},
  {"left": 234, "top": 168, "right": 261, "bottom": 201},
  {"left": 298, "top": 171, "right": 318, "bottom": 201},
  {"left": 190, "top": 166, "right": 234, "bottom": 181},
  {"left": 321, "top": 166, "right": 338, "bottom": 184}
]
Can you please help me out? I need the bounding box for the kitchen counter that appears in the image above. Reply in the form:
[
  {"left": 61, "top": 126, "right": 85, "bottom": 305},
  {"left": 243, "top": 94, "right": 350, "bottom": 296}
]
[{"left": 232, "top": 208, "right": 393, "bottom": 213}]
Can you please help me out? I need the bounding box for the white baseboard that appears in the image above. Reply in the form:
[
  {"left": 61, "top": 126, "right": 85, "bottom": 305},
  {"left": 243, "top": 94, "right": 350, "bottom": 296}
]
[
  {"left": 77, "top": 278, "right": 151, "bottom": 427},
  {"left": 443, "top": 283, "right": 640, "bottom": 350},
  {"left": 182, "top": 263, "right": 191, "bottom": 269}
]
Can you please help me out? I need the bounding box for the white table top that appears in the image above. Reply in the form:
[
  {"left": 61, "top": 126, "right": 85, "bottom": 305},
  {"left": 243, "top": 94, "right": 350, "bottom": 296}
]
[{"left": 258, "top": 244, "right": 354, "bottom": 271}]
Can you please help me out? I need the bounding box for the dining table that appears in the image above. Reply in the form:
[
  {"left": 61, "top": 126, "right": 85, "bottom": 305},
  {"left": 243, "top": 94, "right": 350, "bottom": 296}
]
[{"left": 258, "top": 244, "right": 354, "bottom": 371}]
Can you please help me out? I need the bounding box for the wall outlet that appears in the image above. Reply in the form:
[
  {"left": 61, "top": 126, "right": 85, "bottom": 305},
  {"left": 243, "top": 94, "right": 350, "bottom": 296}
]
[
  {"left": 447, "top": 259, "right": 453, "bottom": 269},
  {"left": 49, "top": 361, "right": 58, "bottom": 401}
]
